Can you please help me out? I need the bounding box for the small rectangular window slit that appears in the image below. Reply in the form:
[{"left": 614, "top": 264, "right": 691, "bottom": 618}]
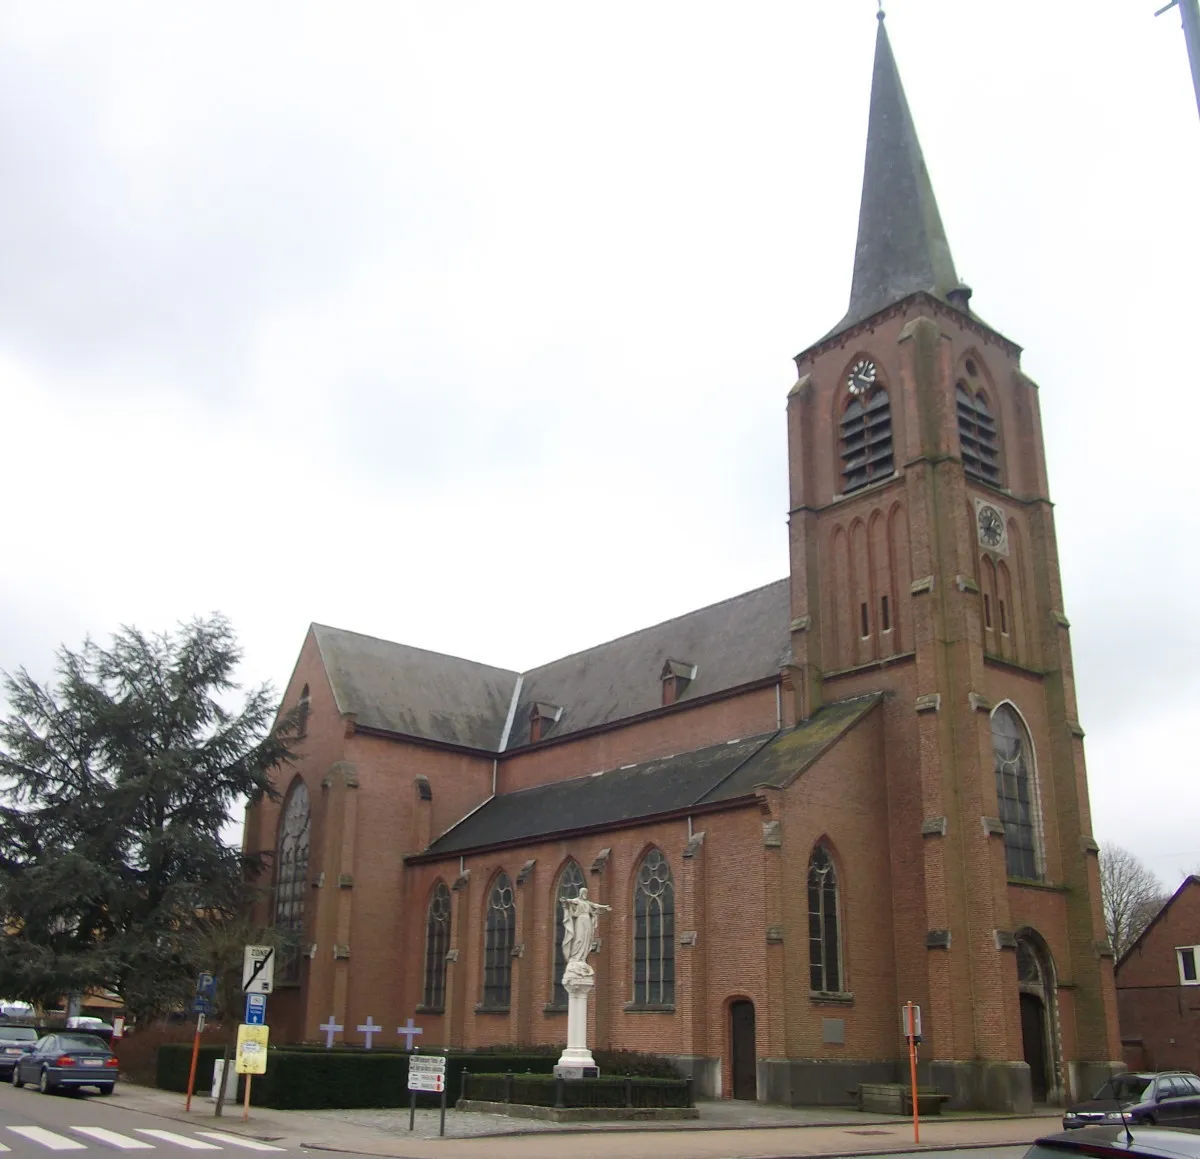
[
  {"left": 860, "top": 602, "right": 869, "bottom": 638},
  {"left": 881, "top": 595, "right": 891, "bottom": 632},
  {"left": 999, "top": 599, "right": 1008, "bottom": 635},
  {"left": 983, "top": 593, "right": 992, "bottom": 629}
]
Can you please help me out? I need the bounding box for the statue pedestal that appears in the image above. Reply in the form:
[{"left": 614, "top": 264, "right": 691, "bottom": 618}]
[{"left": 555, "top": 974, "right": 598, "bottom": 1078}]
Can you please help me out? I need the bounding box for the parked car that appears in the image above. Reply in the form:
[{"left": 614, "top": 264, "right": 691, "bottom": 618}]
[
  {"left": 0, "top": 1026, "right": 38, "bottom": 1078},
  {"left": 9, "top": 1032, "right": 118, "bottom": 1095},
  {"left": 1029, "top": 1124, "right": 1200, "bottom": 1159},
  {"left": 1062, "top": 1072, "right": 1200, "bottom": 1130}
]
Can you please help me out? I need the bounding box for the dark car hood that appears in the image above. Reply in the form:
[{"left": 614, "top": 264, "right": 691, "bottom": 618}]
[{"left": 1067, "top": 1098, "right": 1135, "bottom": 1115}]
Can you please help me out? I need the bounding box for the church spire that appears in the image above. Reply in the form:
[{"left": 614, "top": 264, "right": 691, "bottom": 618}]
[{"left": 830, "top": 11, "right": 971, "bottom": 338}]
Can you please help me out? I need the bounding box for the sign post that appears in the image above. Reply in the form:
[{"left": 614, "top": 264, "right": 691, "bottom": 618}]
[
  {"left": 407, "top": 1055, "right": 447, "bottom": 1137},
  {"left": 902, "top": 1002, "right": 922, "bottom": 1144},
  {"left": 235, "top": 1024, "right": 269, "bottom": 1123},
  {"left": 185, "top": 973, "right": 217, "bottom": 1112}
]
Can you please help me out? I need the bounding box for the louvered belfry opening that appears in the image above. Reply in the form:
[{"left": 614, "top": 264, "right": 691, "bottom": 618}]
[
  {"left": 957, "top": 383, "right": 1001, "bottom": 484},
  {"left": 840, "top": 388, "right": 893, "bottom": 493}
]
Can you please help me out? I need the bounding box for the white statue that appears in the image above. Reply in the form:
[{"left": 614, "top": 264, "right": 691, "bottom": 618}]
[{"left": 560, "top": 888, "right": 610, "bottom": 983}]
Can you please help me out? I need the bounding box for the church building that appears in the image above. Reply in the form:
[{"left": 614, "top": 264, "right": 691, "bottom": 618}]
[{"left": 243, "top": 16, "right": 1123, "bottom": 1110}]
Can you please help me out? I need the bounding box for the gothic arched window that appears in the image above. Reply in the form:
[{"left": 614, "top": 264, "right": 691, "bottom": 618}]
[
  {"left": 422, "top": 881, "right": 451, "bottom": 1010},
  {"left": 274, "top": 779, "right": 310, "bottom": 983},
  {"left": 808, "top": 844, "right": 841, "bottom": 993},
  {"left": 483, "top": 872, "right": 515, "bottom": 1008},
  {"left": 632, "top": 849, "right": 674, "bottom": 1006},
  {"left": 295, "top": 684, "right": 310, "bottom": 738},
  {"left": 957, "top": 382, "right": 1001, "bottom": 484},
  {"left": 992, "top": 704, "right": 1042, "bottom": 880},
  {"left": 840, "top": 385, "right": 893, "bottom": 494},
  {"left": 552, "top": 860, "right": 586, "bottom": 1007}
]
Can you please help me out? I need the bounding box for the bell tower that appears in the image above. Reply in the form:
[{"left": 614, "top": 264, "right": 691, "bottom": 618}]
[{"left": 785, "top": 12, "right": 1122, "bottom": 1109}]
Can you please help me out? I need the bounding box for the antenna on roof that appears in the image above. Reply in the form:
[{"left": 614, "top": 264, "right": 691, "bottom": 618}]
[{"left": 1155, "top": 0, "right": 1200, "bottom": 122}]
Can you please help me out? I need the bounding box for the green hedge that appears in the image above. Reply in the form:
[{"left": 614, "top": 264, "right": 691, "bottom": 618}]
[{"left": 463, "top": 1073, "right": 693, "bottom": 1109}]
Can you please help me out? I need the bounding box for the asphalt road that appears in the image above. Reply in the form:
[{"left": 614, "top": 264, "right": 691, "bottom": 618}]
[{"left": 0, "top": 1081, "right": 291, "bottom": 1159}]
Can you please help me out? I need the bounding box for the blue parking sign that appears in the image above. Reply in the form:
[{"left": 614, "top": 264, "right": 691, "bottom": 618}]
[{"left": 244, "top": 993, "right": 267, "bottom": 1026}]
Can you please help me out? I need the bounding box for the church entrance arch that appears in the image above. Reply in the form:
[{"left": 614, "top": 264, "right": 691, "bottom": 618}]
[
  {"left": 730, "top": 999, "right": 757, "bottom": 1100},
  {"left": 1015, "top": 931, "right": 1061, "bottom": 1104}
]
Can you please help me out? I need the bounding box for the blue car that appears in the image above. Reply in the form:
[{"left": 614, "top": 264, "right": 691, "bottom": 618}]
[
  {"left": 0, "top": 1025, "right": 38, "bottom": 1078},
  {"left": 10, "top": 1032, "right": 119, "bottom": 1095}
]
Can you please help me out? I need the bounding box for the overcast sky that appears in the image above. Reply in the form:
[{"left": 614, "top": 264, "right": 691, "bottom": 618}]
[{"left": 1, "top": 2, "right": 1197, "bottom": 889}]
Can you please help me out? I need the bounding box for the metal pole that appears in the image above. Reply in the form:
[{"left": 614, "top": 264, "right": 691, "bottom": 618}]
[
  {"left": 439, "top": 1083, "right": 446, "bottom": 1137},
  {"left": 907, "top": 1003, "right": 920, "bottom": 1145},
  {"left": 1157, "top": 0, "right": 1200, "bottom": 120},
  {"left": 242, "top": 1073, "right": 252, "bottom": 1123},
  {"left": 184, "top": 1015, "right": 204, "bottom": 1112},
  {"left": 408, "top": 1088, "right": 415, "bottom": 1132}
]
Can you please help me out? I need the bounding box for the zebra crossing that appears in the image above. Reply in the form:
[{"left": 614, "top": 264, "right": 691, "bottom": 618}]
[{"left": 0, "top": 1127, "right": 285, "bottom": 1153}]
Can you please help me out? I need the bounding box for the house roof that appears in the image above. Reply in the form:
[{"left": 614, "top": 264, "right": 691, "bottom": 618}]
[
  {"left": 412, "top": 694, "right": 881, "bottom": 858},
  {"left": 309, "top": 577, "right": 790, "bottom": 752},
  {"left": 1115, "top": 874, "right": 1200, "bottom": 973}
]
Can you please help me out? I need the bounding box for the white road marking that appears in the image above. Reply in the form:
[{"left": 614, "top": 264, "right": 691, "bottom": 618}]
[
  {"left": 194, "top": 1134, "right": 285, "bottom": 1152},
  {"left": 7, "top": 1127, "right": 87, "bottom": 1151},
  {"left": 0, "top": 1140, "right": 10, "bottom": 1152},
  {"left": 133, "top": 1131, "right": 219, "bottom": 1151},
  {"left": 69, "top": 1127, "right": 156, "bottom": 1150}
]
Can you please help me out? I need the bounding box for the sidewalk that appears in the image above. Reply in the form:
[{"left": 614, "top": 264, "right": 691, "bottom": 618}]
[{"left": 110, "top": 1082, "right": 1060, "bottom": 1159}]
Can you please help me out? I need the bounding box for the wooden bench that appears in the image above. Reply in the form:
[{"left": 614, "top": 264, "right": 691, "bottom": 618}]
[{"left": 855, "top": 1083, "right": 953, "bottom": 1115}]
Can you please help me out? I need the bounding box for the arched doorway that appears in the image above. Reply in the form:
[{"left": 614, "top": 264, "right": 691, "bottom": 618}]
[
  {"left": 730, "top": 1000, "right": 756, "bottom": 1100},
  {"left": 1016, "top": 933, "right": 1061, "bottom": 1104}
]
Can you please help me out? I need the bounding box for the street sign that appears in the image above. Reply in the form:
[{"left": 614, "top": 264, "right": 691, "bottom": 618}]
[
  {"left": 192, "top": 997, "right": 212, "bottom": 1015},
  {"left": 408, "top": 1054, "right": 446, "bottom": 1074},
  {"left": 242, "top": 945, "right": 275, "bottom": 995},
  {"left": 902, "top": 1002, "right": 922, "bottom": 1042},
  {"left": 235, "top": 1024, "right": 269, "bottom": 1074},
  {"left": 244, "top": 993, "right": 267, "bottom": 1026},
  {"left": 407, "top": 1072, "right": 444, "bottom": 1092},
  {"left": 196, "top": 972, "right": 217, "bottom": 1000},
  {"left": 196, "top": 1013, "right": 206, "bottom": 1034},
  {"left": 112, "top": 1017, "right": 125, "bottom": 1038}
]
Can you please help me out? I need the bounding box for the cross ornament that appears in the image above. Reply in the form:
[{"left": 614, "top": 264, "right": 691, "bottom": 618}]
[
  {"left": 397, "top": 1017, "right": 424, "bottom": 1050},
  {"left": 357, "top": 1016, "right": 382, "bottom": 1048},
  {"left": 319, "top": 1015, "right": 344, "bottom": 1049}
]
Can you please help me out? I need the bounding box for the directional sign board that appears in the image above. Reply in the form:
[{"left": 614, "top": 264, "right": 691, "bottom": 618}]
[
  {"left": 407, "top": 1055, "right": 446, "bottom": 1093},
  {"left": 244, "top": 993, "right": 267, "bottom": 1026},
  {"left": 236, "top": 1024, "right": 269, "bottom": 1074},
  {"left": 242, "top": 945, "right": 275, "bottom": 995}
]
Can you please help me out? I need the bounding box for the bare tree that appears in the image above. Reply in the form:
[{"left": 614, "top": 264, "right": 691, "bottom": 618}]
[{"left": 1099, "top": 842, "right": 1167, "bottom": 958}]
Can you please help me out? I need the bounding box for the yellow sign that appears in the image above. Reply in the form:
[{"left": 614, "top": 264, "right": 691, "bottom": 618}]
[{"left": 235, "top": 1024, "right": 269, "bottom": 1074}]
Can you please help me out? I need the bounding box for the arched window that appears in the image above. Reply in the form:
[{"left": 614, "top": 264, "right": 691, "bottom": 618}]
[
  {"left": 632, "top": 849, "right": 675, "bottom": 1006},
  {"left": 840, "top": 385, "right": 893, "bottom": 494},
  {"left": 422, "top": 882, "right": 451, "bottom": 1010},
  {"left": 552, "top": 860, "right": 586, "bottom": 1007},
  {"left": 957, "top": 383, "right": 1001, "bottom": 484},
  {"left": 483, "top": 872, "right": 515, "bottom": 1007},
  {"left": 274, "top": 779, "right": 310, "bottom": 983},
  {"left": 295, "top": 684, "right": 310, "bottom": 738},
  {"left": 808, "top": 845, "right": 841, "bottom": 993},
  {"left": 992, "top": 705, "right": 1042, "bottom": 880}
]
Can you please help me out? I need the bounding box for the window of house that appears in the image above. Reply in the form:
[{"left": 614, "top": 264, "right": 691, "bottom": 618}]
[
  {"left": 632, "top": 849, "right": 675, "bottom": 1006},
  {"left": 991, "top": 704, "right": 1042, "bottom": 880},
  {"left": 1178, "top": 946, "right": 1199, "bottom": 985},
  {"left": 483, "top": 873, "right": 515, "bottom": 1007},
  {"left": 422, "top": 882, "right": 451, "bottom": 1010},
  {"left": 840, "top": 388, "right": 893, "bottom": 494},
  {"left": 274, "top": 779, "right": 310, "bottom": 983},
  {"left": 956, "top": 383, "right": 1001, "bottom": 485},
  {"left": 552, "top": 861, "right": 586, "bottom": 1007},
  {"left": 881, "top": 595, "right": 891, "bottom": 632},
  {"left": 808, "top": 845, "right": 841, "bottom": 993}
]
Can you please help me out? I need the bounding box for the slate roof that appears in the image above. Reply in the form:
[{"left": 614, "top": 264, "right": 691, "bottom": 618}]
[
  {"left": 414, "top": 694, "right": 881, "bottom": 858},
  {"left": 826, "top": 15, "right": 967, "bottom": 341},
  {"left": 309, "top": 578, "right": 790, "bottom": 752}
]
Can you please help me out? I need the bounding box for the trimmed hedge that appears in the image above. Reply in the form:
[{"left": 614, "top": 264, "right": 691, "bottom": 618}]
[
  {"left": 463, "top": 1072, "right": 693, "bottom": 1109},
  {"left": 157, "top": 1044, "right": 227, "bottom": 1093}
]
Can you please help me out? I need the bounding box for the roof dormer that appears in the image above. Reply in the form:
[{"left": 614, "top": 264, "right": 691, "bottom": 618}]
[
  {"left": 660, "top": 659, "right": 697, "bottom": 706},
  {"left": 528, "top": 701, "right": 563, "bottom": 744}
]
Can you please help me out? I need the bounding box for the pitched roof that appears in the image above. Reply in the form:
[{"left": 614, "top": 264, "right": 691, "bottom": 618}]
[
  {"left": 827, "top": 14, "right": 966, "bottom": 341},
  {"left": 1115, "top": 874, "right": 1200, "bottom": 973},
  {"left": 413, "top": 694, "right": 881, "bottom": 858},
  {"left": 309, "top": 578, "right": 791, "bottom": 752}
]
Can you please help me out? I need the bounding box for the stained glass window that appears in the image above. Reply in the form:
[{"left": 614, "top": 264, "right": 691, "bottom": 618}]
[
  {"left": 483, "top": 873, "right": 515, "bottom": 1007},
  {"left": 993, "top": 705, "right": 1041, "bottom": 880},
  {"left": 808, "top": 845, "right": 841, "bottom": 992},
  {"left": 633, "top": 849, "right": 675, "bottom": 1005},
  {"left": 422, "top": 881, "right": 451, "bottom": 1010},
  {"left": 274, "top": 779, "right": 310, "bottom": 983}
]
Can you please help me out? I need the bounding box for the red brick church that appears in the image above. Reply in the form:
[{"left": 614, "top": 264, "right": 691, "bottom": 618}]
[{"left": 243, "top": 15, "right": 1122, "bottom": 1109}]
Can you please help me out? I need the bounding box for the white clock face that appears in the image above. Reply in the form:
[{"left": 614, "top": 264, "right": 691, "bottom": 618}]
[
  {"left": 974, "top": 498, "right": 1009, "bottom": 555},
  {"left": 846, "top": 358, "right": 877, "bottom": 397}
]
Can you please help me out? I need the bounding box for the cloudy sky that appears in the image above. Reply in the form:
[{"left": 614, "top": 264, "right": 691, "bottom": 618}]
[{"left": 1, "top": 2, "right": 1197, "bottom": 888}]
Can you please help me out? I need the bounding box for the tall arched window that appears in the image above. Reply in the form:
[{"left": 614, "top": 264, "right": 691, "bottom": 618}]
[
  {"left": 992, "top": 704, "right": 1042, "bottom": 880},
  {"left": 632, "top": 849, "right": 674, "bottom": 1006},
  {"left": 422, "top": 881, "right": 451, "bottom": 1010},
  {"left": 295, "top": 684, "right": 310, "bottom": 737},
  {"left": 552, "top": 860, "right": 586, "bottom": 1007},
  {"left": 483, "top": 872, "right": 515, "bottom": 1007},
  {"left": 957, "top": 382, "right": 1001, "bottom": 484},
  {"left": 808, "top": 845, "right": 841, "bottom": 993},
  {"left": 840, "top": 383, "right": 893, "bottom": 494},
  {"left": 274, "top": 779, "right": 310, "bottom": 983}
]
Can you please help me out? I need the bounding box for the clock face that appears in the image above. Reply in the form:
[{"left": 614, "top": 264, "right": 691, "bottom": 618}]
[
  {"left": 846, "top": 358, "right": 877, "bottom": 396},
  {"left": 977, "top": 504, "right": 1004, "bottom": 548}
]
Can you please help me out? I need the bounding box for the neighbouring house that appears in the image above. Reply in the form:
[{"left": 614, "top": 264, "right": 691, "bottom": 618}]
[{"left": 1115, "top": 876, "right": 1200, "bottom": 1074}]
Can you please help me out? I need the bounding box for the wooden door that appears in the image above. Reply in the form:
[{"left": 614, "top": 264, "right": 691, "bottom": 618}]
[{"left": 730, "top": 1000, "right": 756, "bottom": 1100}]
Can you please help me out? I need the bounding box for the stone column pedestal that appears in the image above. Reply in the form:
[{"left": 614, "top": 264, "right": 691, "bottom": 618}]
[{"left": 555, "top": 974, "right": 599, "bottom": 1078}]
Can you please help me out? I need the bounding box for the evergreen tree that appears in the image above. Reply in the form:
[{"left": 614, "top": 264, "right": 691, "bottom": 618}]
[{"left": 0, "top": 616, "right": 294, "bottom": 1021}]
